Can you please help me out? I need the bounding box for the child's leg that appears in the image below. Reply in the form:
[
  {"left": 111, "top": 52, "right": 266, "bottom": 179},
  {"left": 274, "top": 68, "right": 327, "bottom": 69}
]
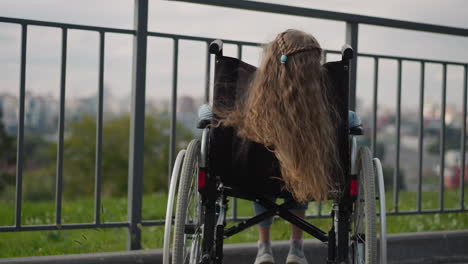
[
  {"left": 253, "top": 200, "right": 275, "bottom": 242},
  {"left": 290, "top": 209, "right": 306, "bottom": 240},
  {"left": 286, "top": 201, "right": 309, "bottom": 264},
  {"left": 288, "top": 201, "right": 308, "bottom": 240},
  {"left": 258, "top": 225, "right": 271, "bottom": 243},
  {"left": 253, "top": 200, "right": 276, "bottom": 264}
]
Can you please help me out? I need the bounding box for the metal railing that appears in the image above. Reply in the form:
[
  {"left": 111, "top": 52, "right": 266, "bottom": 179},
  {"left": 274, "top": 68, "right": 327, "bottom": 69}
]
[
  {"left": 0, "top": 0, "right": 467, "bottom": 252},
  {"left": 0, "top": 8, "right": 139, "bottom": 249}
]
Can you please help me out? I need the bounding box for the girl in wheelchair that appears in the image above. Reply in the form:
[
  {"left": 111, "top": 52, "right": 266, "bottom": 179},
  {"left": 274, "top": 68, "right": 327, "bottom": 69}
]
[{"left": 199, "top": 29, "right": 361, "bottom": 264}]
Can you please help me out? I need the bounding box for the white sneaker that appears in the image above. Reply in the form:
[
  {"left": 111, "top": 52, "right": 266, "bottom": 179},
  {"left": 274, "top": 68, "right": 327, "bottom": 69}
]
[
  {"left": 254, "top": 241, "right": 275, "bottom": 264},
  {"left": 286, "top": 240, "right": 308, "bottom": 264},
  {"left": 286, "top": 254, "right": 308, "bottom": 264}
]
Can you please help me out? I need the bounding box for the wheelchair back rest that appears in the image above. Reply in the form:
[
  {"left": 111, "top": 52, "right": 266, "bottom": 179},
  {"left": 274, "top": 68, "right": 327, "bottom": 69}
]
[{"left": 209, "top": 56, "right": 350, "bottom": 196}]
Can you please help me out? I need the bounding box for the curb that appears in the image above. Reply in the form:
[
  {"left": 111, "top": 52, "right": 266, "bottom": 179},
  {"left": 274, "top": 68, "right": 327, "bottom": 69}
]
[{"left": 1, "top": 230, "right": 467, "bottom": 263}]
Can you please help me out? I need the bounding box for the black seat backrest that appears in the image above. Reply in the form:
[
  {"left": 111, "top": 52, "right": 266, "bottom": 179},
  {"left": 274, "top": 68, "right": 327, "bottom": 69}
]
[{"left": 209, "top": 55, "right": 350, "bottom": 197}]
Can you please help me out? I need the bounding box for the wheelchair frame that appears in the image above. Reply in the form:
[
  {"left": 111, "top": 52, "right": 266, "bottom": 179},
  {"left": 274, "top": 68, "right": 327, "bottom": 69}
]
[{"left": 163, "top": 40, "right": 387, "bottom": 264}]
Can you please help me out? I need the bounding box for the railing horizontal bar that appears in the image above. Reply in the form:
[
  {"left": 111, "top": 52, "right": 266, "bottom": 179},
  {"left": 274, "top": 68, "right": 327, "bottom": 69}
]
[
  {"left": 0, "top": 18, "right": 465, "bottom": 68},
  {"left": 386, "top": 209, "right": 465, "bottom": 215},
  {"left": 148, "top": 31, "right": 260, "bottom": 47},
  {"left": 1, "top": 206, "right": 466, "bottom": 232},
  {"left": 357, "top": 52, "right": 468, "bottom": 66},
  {"left": 141, "top": 220, "right": 166, "bottom": 226},
  {"left": 324, "top": 50, "right": 467, "bottom": 67},
  {"left": 0, "top": 222, "right": 129, "bottom": 232},
  {"left": 0, "top": 16, "right": 134, "bottom": 34},
  {"left": 168, "top": 0, "right": 468, "bottom": 37},
  {"left": 324, "top": 50, "right": 341, "bottom": 55},
  {"left": 3, "top": 17, "right": 464, "bottom": 65}
]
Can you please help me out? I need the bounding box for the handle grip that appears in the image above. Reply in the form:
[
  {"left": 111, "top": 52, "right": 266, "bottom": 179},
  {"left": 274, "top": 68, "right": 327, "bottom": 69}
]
[
  {"left": 209, "top": 39, "right": 223, "bottom": 56},
  {"left": 341, "top": 44, "right": 354, "bottom": 60}
]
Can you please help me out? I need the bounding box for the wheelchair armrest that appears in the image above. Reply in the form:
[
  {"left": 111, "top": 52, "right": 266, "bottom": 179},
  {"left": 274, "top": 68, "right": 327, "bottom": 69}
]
[
  {"left": 350, "top": 125, "right": 363, "bottom": 135},
  {"left": 209, "top": 39, "right": 223, "bottom": 56},
  {"left": 197, "top": 119, "right": 211, "bottom": 129},
  {"left": 341, "top": 44, "right": 354, "bottom": 61}
]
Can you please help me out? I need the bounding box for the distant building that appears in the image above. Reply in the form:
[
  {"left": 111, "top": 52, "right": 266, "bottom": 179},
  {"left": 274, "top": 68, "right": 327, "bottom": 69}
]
[
  {"left": 0, "top": 94, "right": 18, "bottom": 135},
  {"left": 0, "top": 91, "right": 204, "bottom": 137},
  {"left": 0, "top": 92, "right": 61, "bottom": 135},
  {"left": 178, "top": 96, "right": 195, "bottom": 114}
]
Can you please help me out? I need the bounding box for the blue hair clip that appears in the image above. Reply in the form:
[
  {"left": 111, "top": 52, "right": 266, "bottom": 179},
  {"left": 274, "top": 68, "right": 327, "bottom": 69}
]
[{"left": 280, "top": 55, "right": 287, "bottom": 64}]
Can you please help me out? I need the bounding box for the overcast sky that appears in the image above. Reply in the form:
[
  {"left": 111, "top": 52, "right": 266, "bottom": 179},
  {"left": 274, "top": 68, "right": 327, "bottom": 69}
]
[{"left": 0, "top": 0, "right": 467, "bottom": 111}]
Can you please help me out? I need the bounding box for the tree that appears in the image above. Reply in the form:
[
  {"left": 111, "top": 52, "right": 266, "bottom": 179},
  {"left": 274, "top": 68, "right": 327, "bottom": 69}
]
[
  {"left": 0, "top": 108, "right": 16, "bottom": 195},
  {"left": 54, "top": 112, "right": 193, "bottom": 198},
  {"left": 0, "top": 108, "right": 15, "bottom": 165},
  {"left": 427, "top": 126, "right": 461, "bottom": 154}
]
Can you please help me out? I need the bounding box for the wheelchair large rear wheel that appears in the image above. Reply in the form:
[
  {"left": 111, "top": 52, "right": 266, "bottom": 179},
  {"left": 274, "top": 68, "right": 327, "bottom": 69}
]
[
  {"left": 172, "top": 139, "right": 203, "bottom": 264},
  {"left": 352, "top": 147, "right": 377, "bottom": 264}
]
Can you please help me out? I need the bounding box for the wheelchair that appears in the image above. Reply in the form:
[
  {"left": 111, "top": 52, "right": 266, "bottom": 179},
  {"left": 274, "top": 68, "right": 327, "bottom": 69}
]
[{"left": 163, "top": 40, "right": 387, "bottom": 264}]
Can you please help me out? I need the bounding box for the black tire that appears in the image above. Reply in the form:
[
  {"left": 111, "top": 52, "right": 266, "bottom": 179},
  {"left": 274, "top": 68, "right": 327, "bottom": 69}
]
[
  {"left": 352, "top": 147, "right": 377, "bottom": 264},
  {"left": 172, "top": 140, "right": 203, "bottom": 264}
]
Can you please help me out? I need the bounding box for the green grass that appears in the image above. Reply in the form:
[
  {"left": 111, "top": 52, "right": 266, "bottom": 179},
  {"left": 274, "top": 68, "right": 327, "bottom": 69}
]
[{"left": 1, "top": 188, "right": 467, "bottom": 258}]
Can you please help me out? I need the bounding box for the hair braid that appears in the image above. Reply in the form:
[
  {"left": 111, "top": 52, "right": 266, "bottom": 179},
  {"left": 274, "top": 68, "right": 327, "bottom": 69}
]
[
  {"left": 287, "top": 45, "right": 321, "bottom": 56},
  {"left": 277, "top": 32, "right": 289, "bottom": 55}
]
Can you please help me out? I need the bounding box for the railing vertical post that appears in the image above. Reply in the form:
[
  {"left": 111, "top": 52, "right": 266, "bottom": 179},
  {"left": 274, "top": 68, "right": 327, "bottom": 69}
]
[
  {"left": 346, "top": 22, "right": 358, "bottom": 111},
  {"left": 461, "top": 65, "right": 467, "bottom": 210},
  {"left": 394, "top": 59, "right": 402, "bottom": 213},
  {"left": 56, "top": 27, "right": 68, "bottom": 227},
  {"left": 15, "top": 24, "right": 27, "bottom": 229},
  {"left": 205, "top": 41, "right": 211, "bottom": 103},
  {"left": 127, "top": 0, "right": 148, "bottom": 250},
  {"left": 95, "top": 31, "right": 105, "bottom": 225},
  {"left": 168, "top": 38, "right": 179, "bottom": 185},
  {"left": 440, "top": 64, "right": 447, "bottom": 211},
  {"left": 372, "top": 58, "right": 379, "bottom": 156},
  {"left": 417, "top": 62, "right": 425, "bottom": 211}
]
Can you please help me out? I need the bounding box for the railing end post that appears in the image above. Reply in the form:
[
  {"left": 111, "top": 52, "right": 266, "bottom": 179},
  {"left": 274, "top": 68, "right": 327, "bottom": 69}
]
[
  {"left": 127, "top": 0, "right": 149, "bottom": 251},
  {"left": 345, "top": 21, "right": 358, "bottom": 111}
]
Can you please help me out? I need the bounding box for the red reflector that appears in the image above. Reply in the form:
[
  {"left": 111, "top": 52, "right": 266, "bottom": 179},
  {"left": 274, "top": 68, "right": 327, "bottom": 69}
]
[
  {"left": 350, "top": 179, "right": 357, "bottom": 196},
  {"left": 198, "top": 171, "right": 206, "bottom": 188}
]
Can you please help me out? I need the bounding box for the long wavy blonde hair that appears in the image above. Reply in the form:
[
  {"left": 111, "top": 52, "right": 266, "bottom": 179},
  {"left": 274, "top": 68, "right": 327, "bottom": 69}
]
[{"left": 217, "top": 29, "right": 340, "bottom": 202}]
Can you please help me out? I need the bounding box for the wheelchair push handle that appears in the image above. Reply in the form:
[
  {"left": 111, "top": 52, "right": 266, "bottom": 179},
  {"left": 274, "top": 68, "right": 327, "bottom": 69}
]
[
  {"left": 341, "top": 44, "right": 354, "bottom": 61},
  {"left": 210, "top": 39, "right": 352, "bottom": 61},
  {"left": 209, "top": 39, "right": 223, "bottom": 56}
]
